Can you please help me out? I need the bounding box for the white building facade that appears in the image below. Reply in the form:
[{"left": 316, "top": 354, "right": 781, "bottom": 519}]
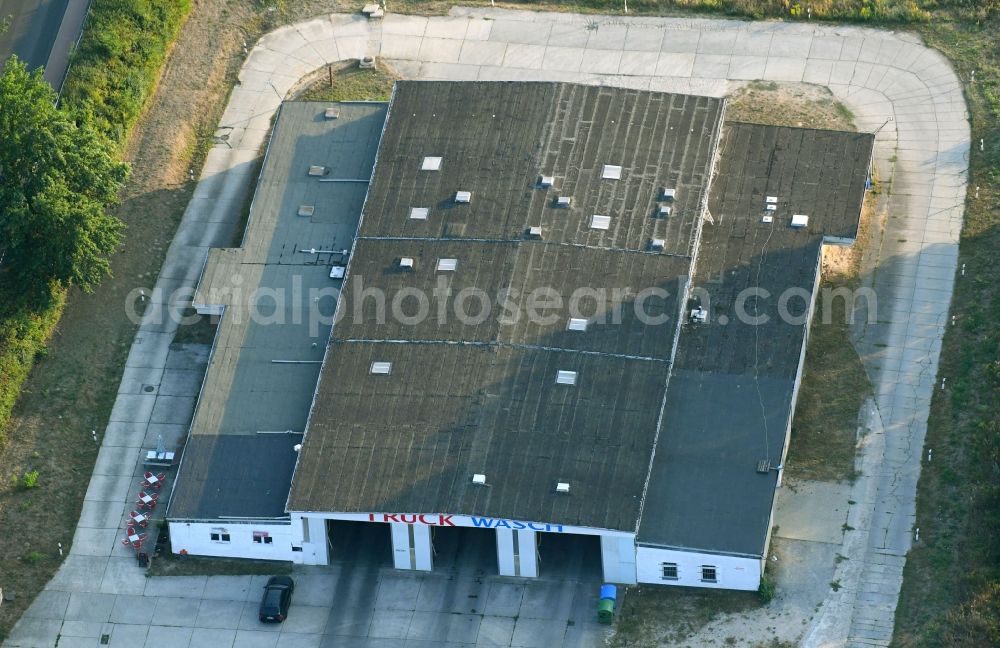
[{"left": 280, "top": 511, "right": 763, "bottom": 591}]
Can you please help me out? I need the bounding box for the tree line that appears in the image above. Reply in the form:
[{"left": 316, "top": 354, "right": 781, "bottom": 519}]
[{"left": 0, "top": 58, "right": 127, "bottom": 303}]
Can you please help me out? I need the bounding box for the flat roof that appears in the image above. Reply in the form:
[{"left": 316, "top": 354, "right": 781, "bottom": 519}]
[
  {"left": 291, "top": 342, "right": 670, "bottom": 530},
  {"left": 287, "top": 82, "right": 725, "bottom": 531},
  {"left": 168, "top": 101, "right": 388, "bottom": 519},
  {"left": 637, "top": 123, "right": 874, "bottom": 554},
  {"left": 168, "top": 434, "right": 301, "bottom": 519},
  {"left": 173, "top": 81, "right": 874, "bottom": 553},
  {"left": 357, "top": 81, "right": 722, "bottom": 256},
  {"left": 334, "top": 238, "right": 691, "bottom": 359}
]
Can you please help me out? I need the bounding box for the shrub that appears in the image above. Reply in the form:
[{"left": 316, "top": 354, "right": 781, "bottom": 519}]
[
  {"left": 61, "top": 0, "right": 194, "bottom": 147},
  {"left": 758, "top": 574, "right": 777, "bottom": 603},
  {"left": 0, "top": 288, "right": 64, "bottom": 444},
  {"left": 23, "top": 551, "right": 44, "bottom": 564},
  {"left": 22, "top": 470, "right": 39, "bottom": 489}
]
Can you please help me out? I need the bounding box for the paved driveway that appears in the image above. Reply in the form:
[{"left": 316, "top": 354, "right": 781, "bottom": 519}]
[
  {"left": 4, "top": 8, "right": 968, "bottom": 648},
  {"left": 11, "top": 524, "right": 607, "bottom": 647}
]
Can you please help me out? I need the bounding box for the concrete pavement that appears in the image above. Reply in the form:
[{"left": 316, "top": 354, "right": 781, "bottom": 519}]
[{"left": 4, "top": 7, "right": 967, "bottom": 648}]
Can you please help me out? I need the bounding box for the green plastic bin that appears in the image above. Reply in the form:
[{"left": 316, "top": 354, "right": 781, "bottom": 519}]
[{"left": 597, "top": 597, "right": 615, "bottom": 624}]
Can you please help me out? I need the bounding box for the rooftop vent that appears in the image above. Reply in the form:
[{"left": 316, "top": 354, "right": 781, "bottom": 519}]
[
  {"left": 661, "top": 188, "right": 677, "bottom": 201},
  {"left": 765, "top": 204, "right": 777, "bottom": 212},
  {"left": 297, "top": 205, "right": 315, "bottom": 217},
  {"left": 324, "top": 106, "right": 340, "bottom": 120},
  {"left": 455, "top": 191, "right": 472, "bottom": 204},
  {"left": 421, "top": 156, "right": 442, "bottom": 171},
  {"left": 590, "top": 214, "right": 611, "bottom": 230},
  {"left": 556, "top": 482, "right": 571, "bottom": 494},
  {"left": 556, "top": 370, "right": 577, "bottom": 385},
  {"left": 756, "top": 459, "right": 771, "bottom": 474},
  {"left": 602, "top": 165, "right": 623, "bottom": 180},
  {"left": 650, "top": 238, "right": 666, "bottom": 251},
  {"left": 658, "top": 205, "right": 672, "bottom": 217},
  {"left": 399, "top": 257, "right": 415, "bottom": 270},
  {"left": 556, "top": 196, "right": 572, "bottom": 208},
  {"left": 437, "top": 258, "right": 458, "bottom": 272},
  {"left": 329, "top": 265, "right": 346, "bottom": 279},
  {"left": 791, "top": 214, "right": 809, "bottom": 228},
  {"left": 690, "top": 307, "right": 708, "bottom": 323},
  {"left": 567, "top": 318, "right": 588, "bottom": 331},
  {"left": 761, "top": 215, "right": 774, "bottom": 224},
  {"left": 308, "top": 165, "right": 327, "bottom": 177},
  {"left": 410, "top": 207, "right": 429, "bottom": 220},
  {"left": 539, "top": 175, "right": 554, "bottom": 187},
  {"left": 472, "top": 473, "right": 487, "bottom": 486},
  {"left": 766, "top": 196, "right": 778, "bottom": 204},
  {"left": 527, "top": 226, "right": 543, "bottom": 239},
  {"left": 370, "top": 361, "right": 392, "bottom": 375}
]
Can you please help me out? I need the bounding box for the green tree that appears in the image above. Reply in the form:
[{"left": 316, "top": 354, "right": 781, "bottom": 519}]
[{"left": 0, "top": 57, "right": 127, "bottom": 298}]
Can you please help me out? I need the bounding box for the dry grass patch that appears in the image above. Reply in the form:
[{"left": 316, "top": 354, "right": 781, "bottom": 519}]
[
  {"left": 727, "top": 81, "right": 858, "bottom": 132},
  {"left": 291, "top": 60, "right": 401, "bottom": 102},
  {"left": 611, "top": 585, "right": 761, "bottom": 646}
]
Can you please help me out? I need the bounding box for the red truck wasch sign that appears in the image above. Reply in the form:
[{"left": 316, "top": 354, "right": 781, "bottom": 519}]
[{"left": 366, "top": 513, "right": 565, "bottom": 533}]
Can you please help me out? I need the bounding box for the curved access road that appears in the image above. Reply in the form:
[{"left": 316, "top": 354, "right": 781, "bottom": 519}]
[{"left": 5, "top": 7, "right": 967, "bottom": 648}]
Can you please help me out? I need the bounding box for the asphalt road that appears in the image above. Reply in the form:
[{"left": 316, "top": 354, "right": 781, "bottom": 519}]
[{"left": 0, "top": 0, "right": 88, "bottom": 89}]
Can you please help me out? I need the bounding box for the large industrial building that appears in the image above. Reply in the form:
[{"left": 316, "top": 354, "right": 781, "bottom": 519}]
[{"left": 166, "top": 81, "right": 873, "bottom": 591}]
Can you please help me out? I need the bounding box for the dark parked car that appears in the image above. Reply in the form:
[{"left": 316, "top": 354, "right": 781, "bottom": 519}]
[{"left": 259, "top": 575, "right": 294, "bottom": 623}]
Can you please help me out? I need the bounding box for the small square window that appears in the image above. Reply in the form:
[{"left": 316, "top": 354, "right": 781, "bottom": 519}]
[
  {"left": 211, "top": 528, "right": 230, "bottom": 543},
  {"left": 700, "top": 565, "right": 717, "bottom": 582},
  {"left": 410, "top": 207, "right": 429, "bottom": 220},
  {"left": 221, "top": 533, "right": 230, "bottom": 542},
  {"left": 210, "top": 532, "right": 220, "bottom": 541},
  {"left": 661, "top": 563, "right": 679, "bottom": 580},
  {"left": 253, "top": 531, "right": 271, "bottom": 544},
  {"left": 264, "top": 536, "right": 273, "bottom": 544}
]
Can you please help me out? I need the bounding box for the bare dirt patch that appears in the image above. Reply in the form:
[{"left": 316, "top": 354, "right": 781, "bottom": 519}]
[{"left": 727, "top": 81, "right": 858, "bottom": 131}]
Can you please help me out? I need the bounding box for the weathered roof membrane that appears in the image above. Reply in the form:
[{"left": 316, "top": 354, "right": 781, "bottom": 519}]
[
  {"left": 168, "top": 101, "right": 387, "bottom": 520},
  {"left": 637, "top": 123, "right": 874, "bottom": 553},
  {"left": 172, "top": 82, "right": 874, "bottom": 557},
  {"left": 288, "top": 82, "right": 726, "bottom": 530}
]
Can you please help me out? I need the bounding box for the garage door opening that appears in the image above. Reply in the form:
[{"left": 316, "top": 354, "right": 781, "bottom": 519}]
[
  {"left": 325, "top": 519, "right": 391, "bottom": 567},
  {"left": 430, "top": 525, "right": 496, "bottom": 574},
  {"left": 538, "top": 532, "right": 602, "bottom": 582}
]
